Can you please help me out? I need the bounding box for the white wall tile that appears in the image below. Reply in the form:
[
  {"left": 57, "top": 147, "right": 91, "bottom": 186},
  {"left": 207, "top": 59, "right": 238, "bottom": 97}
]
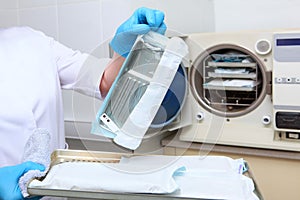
[
  {"left": 128, "top": 0, "right": 215, "bottom": 34},
  {"left": 129, "top": 0, "right": 160, "bottom": 11},
  {"left": 0, "top": 0, "right": 18, "bottom": 9},
  {"left": 101, "top": 0, "right": 131, "bottom": 41},
  {"left": 19, "top": 6, "right": 58, "bottom": 39},
  {"left": 58, "top": 0, "right": 96, "bottom": 5},
  {"left": 18, "top": 0, "right": 56, "bottom": 9},
  {"left": 214, "top": 0, "right": 300, "bottom": 32},
  {"left": 57, "top": 0, "right": 103, "bottom": 53},
  {"left": 157, "top": 0, "right": 215, "bottom": 34},
  {"left": 0, "top": 10, "right": 18, "bottom": 27},
  {"left": 101, "top": 0, "right": 215, "bottom": 40}
]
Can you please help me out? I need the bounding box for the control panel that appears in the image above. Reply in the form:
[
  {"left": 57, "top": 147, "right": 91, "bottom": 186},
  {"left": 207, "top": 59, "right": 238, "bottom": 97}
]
[{"left": 273, "top": 33, "right": 300, "bottom": 134}]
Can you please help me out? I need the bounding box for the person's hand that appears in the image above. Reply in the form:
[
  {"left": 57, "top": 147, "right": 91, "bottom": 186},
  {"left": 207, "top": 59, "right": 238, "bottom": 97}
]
[
  {"left": 0, "top": 161, "right": 45, "bottom": 200},
  {"left": 110, "top": 7, "right": 167, "bottom": 57}
]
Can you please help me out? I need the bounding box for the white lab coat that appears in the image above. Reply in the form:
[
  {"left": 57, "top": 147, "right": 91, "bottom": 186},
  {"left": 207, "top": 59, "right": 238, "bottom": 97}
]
[{"left": 0, "top": 26, "right": 110, "bottom": 167}]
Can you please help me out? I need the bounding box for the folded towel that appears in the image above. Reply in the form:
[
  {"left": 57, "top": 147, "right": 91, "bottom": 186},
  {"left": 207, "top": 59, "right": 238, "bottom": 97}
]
[{"left": 19, "top": 128, "right": 51, "bottom": 198}]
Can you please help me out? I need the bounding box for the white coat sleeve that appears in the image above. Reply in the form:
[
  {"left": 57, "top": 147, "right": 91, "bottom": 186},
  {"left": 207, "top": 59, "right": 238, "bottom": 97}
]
[{"left": 51, "top": 39, "right": 110, "bottom": 99}]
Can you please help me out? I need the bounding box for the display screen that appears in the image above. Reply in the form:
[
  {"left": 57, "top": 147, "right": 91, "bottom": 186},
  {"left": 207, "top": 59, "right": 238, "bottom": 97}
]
[{"left": 277, "top": 38, "right": 300, "bottom": 46}]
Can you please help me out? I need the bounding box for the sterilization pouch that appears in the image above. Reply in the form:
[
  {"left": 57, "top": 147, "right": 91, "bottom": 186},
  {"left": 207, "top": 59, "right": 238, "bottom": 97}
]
[{"left": 91, "top": 31, "right": 188, "bottom": 150}]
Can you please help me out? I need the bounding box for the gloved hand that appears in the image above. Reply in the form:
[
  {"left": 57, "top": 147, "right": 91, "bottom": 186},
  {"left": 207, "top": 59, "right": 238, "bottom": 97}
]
[
  {"left": 0, "top": 161, "right": 45, "bottom": 200},
  {"left": 110, "top": 7, "right": 167, "bottom": 57}
]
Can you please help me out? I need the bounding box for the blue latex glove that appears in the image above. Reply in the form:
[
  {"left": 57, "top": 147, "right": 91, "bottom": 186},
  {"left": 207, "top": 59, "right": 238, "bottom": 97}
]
[
  {"left": 0, "top": 161, "right": 45, "bottom": 200},
  {"left": 110, "top": 7, "right": 167, "bottom": 57}
]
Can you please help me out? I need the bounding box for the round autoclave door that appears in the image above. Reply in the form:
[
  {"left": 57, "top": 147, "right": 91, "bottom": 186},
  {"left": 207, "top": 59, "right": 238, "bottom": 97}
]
[{"left": 189, "top": 44, "right": 268, "bottom": 117}]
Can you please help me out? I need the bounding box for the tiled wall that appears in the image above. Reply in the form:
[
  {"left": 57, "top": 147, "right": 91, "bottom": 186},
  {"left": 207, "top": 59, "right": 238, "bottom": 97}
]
[
  {"left": 1, "top": 0, "right": 113, "bottom": 53},
  {"left": 2, "top": 0, "right": 299, "bottom": 150},
  {"left": 0, "top": 0, "right": 214, "bottom": 53},
  {"left": 0, "top": 0, "right": 215, "bottom": 147},
  {"left": 1, "top": 1, "right": 298, "bottom": 120},
  {"left": 214, "top": 0, "right": 300, "bottom": 32}
]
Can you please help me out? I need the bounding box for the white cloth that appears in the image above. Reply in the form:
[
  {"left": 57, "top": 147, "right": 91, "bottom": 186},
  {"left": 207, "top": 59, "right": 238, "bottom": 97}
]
[
  {"left": 0, "top": 26, "right": 109, "bottom": 167},
  {"left": 120, "top": 155, "right": 259, "bottom": 200},
  {"left": 29, "top": 155, "right": 259, "bottom": 200},
  {"left": 29, "top": 162, "right": 185, "bottom": 194}
]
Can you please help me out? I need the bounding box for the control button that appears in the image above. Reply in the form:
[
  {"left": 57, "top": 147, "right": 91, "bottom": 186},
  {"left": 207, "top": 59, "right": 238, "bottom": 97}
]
[
  {"left": 286, "top": 77, "right": 292, "bottom": 83},
  {"left": 296, "top": 78, "right": 300, "bottom": 83},
  {"left": 255, "top": 39, "right": 272, "bottom": 55},
  {"left": 276, "top": 77, "right": 282, "bottom": 82},
  {"left": 196, "top": 112, "right": 205, "bottom": 121},
  {"left": 262, "top": 115, "right": 271, "bottom": 125},
  {"left": 286, "top": 132, "right": 300, "bottom": 139}
]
